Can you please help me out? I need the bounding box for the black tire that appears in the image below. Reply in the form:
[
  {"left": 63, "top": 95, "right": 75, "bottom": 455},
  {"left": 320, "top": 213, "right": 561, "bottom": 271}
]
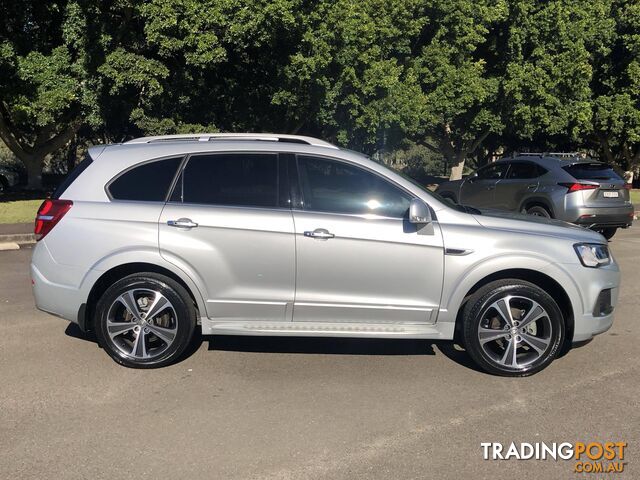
[
  {"left": 461, "top": 279, "right": 565, "bottom": 377},
  {"left": 94, "top": 273, "right": 196, "bottom": 368},
  {"left": 525, "top": 205, "right": 552, "bottom": 218},
  {"left": 599, "top": 227, "right": 617, "bottom": 240}
]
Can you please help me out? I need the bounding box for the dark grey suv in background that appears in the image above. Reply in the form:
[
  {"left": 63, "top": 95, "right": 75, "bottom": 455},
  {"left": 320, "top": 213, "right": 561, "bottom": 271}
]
[{"left": 436, "top": 153, "right": 634, "bottom": 239}]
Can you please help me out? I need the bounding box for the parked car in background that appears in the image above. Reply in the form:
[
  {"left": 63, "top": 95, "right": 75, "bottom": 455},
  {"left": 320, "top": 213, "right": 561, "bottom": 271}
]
[
  {"left": 0, "top": 166, "right": 19, "bottom": 192},
  {"left": 436, "top": 153, "right": 634, "bottom": 239},
  {"left": 31, "top": 136, "right": 620, "bottom": 376}
]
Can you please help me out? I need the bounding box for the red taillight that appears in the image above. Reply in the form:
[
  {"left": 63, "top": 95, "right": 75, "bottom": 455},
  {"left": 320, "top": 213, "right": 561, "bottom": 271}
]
[
  {"left": 558, "top": 182, "right": 598, "bottom": 193},
  {"left": 34, "top": 199, "right": 73, "bottom": 241}
]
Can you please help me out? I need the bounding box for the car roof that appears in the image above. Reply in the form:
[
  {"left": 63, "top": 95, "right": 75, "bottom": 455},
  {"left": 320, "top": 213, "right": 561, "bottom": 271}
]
[{"left": 493, "top": 155, "right": 606, "bottom": 169}]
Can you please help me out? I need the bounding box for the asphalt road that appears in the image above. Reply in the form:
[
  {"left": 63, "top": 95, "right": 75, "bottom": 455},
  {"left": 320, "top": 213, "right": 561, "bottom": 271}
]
[{"left": 1, "top": 227, "right": 639, "bottom": 479}]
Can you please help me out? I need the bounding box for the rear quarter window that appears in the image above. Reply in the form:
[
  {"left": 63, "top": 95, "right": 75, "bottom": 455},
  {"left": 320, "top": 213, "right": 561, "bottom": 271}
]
[
  {"left": 52, "top": 155, "right": 93, "bottom": 199},
  {"left": 562, "top": 163, "right": 622, "bottom": 181},
  {"left": 108, "top": 156, "right": 182, "bottom": 201}
]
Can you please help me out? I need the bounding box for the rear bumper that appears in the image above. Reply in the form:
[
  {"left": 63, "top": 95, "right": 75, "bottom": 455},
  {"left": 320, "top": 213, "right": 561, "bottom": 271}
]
[{"left": 568, "top": 204, "right": 634, "bottom": 228}]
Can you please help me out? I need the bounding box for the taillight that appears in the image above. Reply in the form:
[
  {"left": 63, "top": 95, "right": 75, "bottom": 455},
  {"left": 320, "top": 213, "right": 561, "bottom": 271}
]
[
  {"left": 558, "top": 182, "right": 598, "bottom": 193},
  {"left": 623, "top": 183, "right": 632, "bottom": 190},
  {"left": 34, "top": 199, "right": 73, "bottom": 241}
]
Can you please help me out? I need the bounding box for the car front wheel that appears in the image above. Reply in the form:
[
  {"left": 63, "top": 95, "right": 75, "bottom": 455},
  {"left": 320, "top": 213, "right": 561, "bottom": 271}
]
[
  {"left": 95, "top": 273, "right": 197, "bottom": 368},
  {"left": 462, "top": 279, "right": 565, "bottom": 376}
]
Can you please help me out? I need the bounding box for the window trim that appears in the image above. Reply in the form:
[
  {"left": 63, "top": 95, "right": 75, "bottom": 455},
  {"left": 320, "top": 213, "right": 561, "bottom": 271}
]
[
  {"left": 293, "top": 153, "right": 415, "bottom": 220},
  {"left": 105, "top": 154, "right": 186, "bottom": 203},
  {"left": 165, "top": 150, "right": 287, "bottom": 210}
]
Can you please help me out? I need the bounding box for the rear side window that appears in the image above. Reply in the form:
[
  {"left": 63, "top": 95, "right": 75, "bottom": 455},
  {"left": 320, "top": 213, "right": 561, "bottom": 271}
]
[
  {"left": 52, "top": 155, "right": 93, "bottom": 199},
  {"left": 108, "top": 157, "right": 182, "bottom": 201},
  {"left": 563, "top": 163, "right": 622, "bottom": 181},
  {"left": 176, "top": 153, "right": 279, "bottom": 207}
]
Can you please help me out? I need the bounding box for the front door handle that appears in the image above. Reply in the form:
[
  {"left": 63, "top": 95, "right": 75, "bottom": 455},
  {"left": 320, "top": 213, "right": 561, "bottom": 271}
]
[
  {"left": 486, "top": 185, "right": 495, "bottom": 191},
  {"left": 167, "top": 218, "right": 198, "bottom": 229},
  {"left": 304, "top": 228, "right": 335, "bottom": 240}
]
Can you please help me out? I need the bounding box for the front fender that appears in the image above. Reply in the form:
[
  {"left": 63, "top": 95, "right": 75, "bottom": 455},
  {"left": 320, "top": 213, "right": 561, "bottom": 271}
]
[{"left": 437, "top": 254, "right": 584, "bottom": 327}]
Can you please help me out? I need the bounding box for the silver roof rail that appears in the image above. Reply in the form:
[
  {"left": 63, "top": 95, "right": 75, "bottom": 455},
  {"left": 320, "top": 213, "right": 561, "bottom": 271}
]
[
  {"left": 512, "top": 152, "right": 585, "bottom": 159},
  {"left": 125, "top": 133, "right": 339, "bottom": 149}
]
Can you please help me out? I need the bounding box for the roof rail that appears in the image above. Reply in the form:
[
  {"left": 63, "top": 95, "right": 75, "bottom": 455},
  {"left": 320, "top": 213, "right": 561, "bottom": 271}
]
[
  {"left": 511, "top": 152, "right": 586, "bottom": 159},
  {"left": 125, "top": 133, "right": 339, "bottom": 149}
]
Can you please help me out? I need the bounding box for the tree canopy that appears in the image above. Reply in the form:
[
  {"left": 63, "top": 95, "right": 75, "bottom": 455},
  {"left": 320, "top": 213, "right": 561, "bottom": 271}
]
[{"left": 0, "top": 0, "right": 638, "bottom": 187}]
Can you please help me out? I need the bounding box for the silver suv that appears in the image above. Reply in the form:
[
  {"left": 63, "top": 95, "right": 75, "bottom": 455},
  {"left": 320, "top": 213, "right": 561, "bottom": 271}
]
[
  {"left": 31, "top": 134, "right": 620, "bottom": 376},
  {"left": 436, "top": 154, "right": 634, "bottom": 239}
]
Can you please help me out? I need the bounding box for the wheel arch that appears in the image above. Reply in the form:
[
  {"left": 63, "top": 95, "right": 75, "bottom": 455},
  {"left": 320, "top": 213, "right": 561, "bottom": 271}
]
[
  {"left": 519, "top": 196, "right": 555, "bottom": 217},
  {"left": 452, "top": 268, "right": 574, "bottom": 347},
  {"left": 81, "top": 262, "right": 206, "bottom": 332}
]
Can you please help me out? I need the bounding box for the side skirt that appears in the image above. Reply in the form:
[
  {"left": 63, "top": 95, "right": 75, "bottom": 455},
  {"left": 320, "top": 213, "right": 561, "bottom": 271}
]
[{"left": 200, "top": 319, "right": 455, "bottom": 340}]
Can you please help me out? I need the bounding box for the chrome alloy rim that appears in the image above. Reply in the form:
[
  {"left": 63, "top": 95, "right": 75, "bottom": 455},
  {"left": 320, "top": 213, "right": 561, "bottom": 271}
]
[
  {"left": 106, "top": 289, "right": 178, "bottom": 360},
  {"left": 477, "top": 295, "right": 553, "bottom": 369}
]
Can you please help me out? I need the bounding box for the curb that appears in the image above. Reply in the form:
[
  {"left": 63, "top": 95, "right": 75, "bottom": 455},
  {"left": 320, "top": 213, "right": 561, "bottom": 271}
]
[{"left": 0, "top": 233, "right": 36, "bottom": 249}]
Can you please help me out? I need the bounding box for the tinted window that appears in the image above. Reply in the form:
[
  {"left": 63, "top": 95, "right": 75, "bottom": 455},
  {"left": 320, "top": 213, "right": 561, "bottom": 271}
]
[
  {"left": 563, "top": 163, "right": 622, "bottom": 181},
  {"left": 477, "top": 163, "right": 508, "bottom": 180},
  {"left": 298, "top": 156, "right": 411, "bottom": 217},
  {"left": 507, "top": 162, "right": 542, "bottom": 179},
  {"left": 53, "top": 155, "right": 93, "bottom": 199},
  {"left": 108, "top": 157, "right": 182, "bottom": 201},
  {"left": 178, "top": 153, "right": 279, "bottom": 207}
]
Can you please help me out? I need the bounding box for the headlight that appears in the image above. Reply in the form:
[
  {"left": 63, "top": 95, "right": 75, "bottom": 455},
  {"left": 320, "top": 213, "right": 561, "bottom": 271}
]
[{"left": 574, "top": 243, "right": 611, "bottom": 268}]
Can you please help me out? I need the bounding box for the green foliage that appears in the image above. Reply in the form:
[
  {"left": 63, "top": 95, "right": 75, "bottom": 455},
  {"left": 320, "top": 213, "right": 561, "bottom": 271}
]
[{"left": 0, "top": 0, "right": 639, "bottom": 187}]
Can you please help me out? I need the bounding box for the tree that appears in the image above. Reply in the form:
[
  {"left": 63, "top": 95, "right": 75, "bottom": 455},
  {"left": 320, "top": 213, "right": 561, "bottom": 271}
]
[
  {"left": 413, "top": 0, "right": 508, "bottom": 180},
  {"left": 0, "top": 1, "right": 99, "bottom": 189},
  {"left": 502, "top": 0, "right": 615, "bottom": 154},
  {"left": 591, "top": 0, "right": 640, "bottom": 170}
]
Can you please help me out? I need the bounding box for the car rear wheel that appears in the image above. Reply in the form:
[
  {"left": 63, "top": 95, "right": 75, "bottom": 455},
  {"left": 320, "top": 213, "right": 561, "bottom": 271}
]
[
  {"left": 462, "top": 279, "right": 564, "bottom": 376},
  {"left": 599, "top": 227, "right": 617, "bottom": 240},
  {"left": 95, "top": 273, "right": 196, "bottom": 368},
  {"left": 525, "top": 205, "right": 551, "bottom": 218}
]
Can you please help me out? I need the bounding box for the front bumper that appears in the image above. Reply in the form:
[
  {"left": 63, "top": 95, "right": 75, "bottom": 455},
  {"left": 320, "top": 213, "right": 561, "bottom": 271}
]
[{"left": 557, "top": 261, "right": 620, "bottom": 342}]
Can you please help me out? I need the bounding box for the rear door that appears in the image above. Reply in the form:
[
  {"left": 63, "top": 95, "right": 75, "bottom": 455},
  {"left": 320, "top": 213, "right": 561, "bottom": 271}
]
[
  {"left": 562, "top": 163, "right": 629, "bottom": 206},
  {"left": 494, "top": 161, "right": 544, "bottom": 211},
  {"left": 159, "top": 152, "right": 295, "bottom": 322},
  {"left": 291, "top": 155, "right": 444, "bottom": 324},
  {"left": 459, "top": 163, "right": 509, "bottom": 208}
]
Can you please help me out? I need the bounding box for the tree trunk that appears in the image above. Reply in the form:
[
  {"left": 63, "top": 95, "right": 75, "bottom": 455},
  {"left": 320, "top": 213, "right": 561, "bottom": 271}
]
[
  {"left": 449, "top": 152, "right": 467, "bottom": 180},
  {"left": 24, "top": 156, "right": 45, "bottom": 190}
]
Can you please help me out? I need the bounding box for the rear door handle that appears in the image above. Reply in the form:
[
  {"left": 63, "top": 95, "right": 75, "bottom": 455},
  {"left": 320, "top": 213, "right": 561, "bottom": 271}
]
[
  {"left": 167, "top": 218, "right": 198, "bottom": 229},
  {"left": 304, "top": 228, "right": 335, "bottom": 240},
  {"left": 526, "top": 184, "right": 537, "bottom": 189}
]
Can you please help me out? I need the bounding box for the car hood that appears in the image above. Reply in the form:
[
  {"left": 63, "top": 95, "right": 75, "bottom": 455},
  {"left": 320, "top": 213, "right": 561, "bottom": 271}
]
[{"left": 471, "top": 208, "right": 606, "bottom": 243}]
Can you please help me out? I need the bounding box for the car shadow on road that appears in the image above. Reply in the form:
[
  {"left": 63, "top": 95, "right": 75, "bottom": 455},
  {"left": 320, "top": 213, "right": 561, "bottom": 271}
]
[
  {"left": 64, "top": 323, "right": 482, "bottom": 372},
  {"left": 207, "top": 335, "right": 484, "bottom": 372}
]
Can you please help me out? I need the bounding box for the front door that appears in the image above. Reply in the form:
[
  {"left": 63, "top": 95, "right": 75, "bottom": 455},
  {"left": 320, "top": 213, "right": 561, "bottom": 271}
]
[
  {"left": 292, "top": 155, "right": 444, "bottom": 324},
  {"left": 159, "top": 152, "right": 295, "bottom": 322},
  {"left": 459, "top": 163, "right": 509, "bottom": 208}
]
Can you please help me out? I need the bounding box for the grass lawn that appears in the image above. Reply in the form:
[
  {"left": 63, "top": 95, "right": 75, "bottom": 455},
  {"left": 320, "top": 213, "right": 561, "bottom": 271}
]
[
  {"left": 0, "top": 199, "right": 43, "bottom": 224},
  {"left": 631, "top": 189, "right": 640, "bottom": 206}
]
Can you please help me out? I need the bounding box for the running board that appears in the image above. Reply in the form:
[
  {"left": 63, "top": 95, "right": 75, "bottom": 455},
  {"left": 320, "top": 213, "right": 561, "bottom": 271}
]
[{"left": 201, "top": 320, "right": 454, "bottom": 339}]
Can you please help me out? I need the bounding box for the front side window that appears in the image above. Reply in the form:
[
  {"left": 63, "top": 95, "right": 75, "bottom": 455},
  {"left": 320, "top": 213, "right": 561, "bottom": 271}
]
[
  {"left": 297, "top": 155, "right": 411, "bottom": 218},
  {"left": 176, "top": 153, "right": 279, "bottom": 207},
  {"left": 477, "top": 163, "right": 509, "bottom": 180},
  {"left": 108, "top": 156, "right": 182, "bottom": 201}
]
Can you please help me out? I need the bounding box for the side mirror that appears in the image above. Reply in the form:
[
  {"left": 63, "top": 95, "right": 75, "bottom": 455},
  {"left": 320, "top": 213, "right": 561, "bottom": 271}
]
[{"left": 409, "top": 198, "right": 432, "bottom": 224}]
